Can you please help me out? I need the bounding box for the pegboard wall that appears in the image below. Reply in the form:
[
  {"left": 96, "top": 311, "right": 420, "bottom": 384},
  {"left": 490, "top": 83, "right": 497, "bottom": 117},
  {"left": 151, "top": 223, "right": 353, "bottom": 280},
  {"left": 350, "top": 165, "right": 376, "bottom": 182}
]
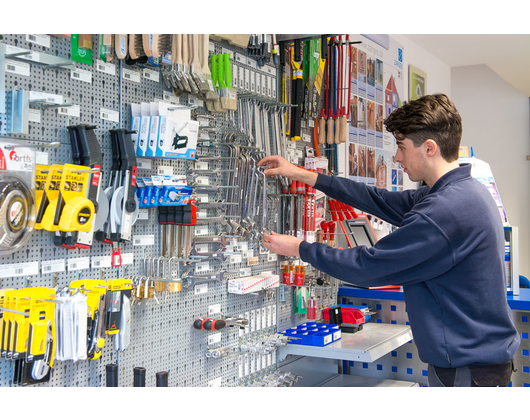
[{"left": 0, "top": 34, "right": 337, "bottom": 387}]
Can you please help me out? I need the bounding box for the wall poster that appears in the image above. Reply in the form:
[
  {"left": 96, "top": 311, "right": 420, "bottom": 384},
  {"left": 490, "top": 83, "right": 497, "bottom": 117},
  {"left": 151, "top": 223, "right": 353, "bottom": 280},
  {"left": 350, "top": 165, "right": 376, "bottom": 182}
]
[{"left": 347, "top": 35, "right": 405, "bottom": 191}]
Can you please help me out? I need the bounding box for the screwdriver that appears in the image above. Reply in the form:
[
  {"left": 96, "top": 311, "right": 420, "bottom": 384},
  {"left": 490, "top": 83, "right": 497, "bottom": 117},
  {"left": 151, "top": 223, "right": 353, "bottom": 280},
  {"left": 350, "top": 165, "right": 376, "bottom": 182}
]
[{"left": 193, "top": 318, "right": 227, "bottom": 331}]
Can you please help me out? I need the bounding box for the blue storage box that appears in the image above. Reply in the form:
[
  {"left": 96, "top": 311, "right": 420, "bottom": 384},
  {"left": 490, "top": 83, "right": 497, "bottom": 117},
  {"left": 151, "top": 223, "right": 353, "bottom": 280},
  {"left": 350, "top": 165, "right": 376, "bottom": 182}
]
[{"left": 280, "top": 323, "right": 341, "bottom": 346}]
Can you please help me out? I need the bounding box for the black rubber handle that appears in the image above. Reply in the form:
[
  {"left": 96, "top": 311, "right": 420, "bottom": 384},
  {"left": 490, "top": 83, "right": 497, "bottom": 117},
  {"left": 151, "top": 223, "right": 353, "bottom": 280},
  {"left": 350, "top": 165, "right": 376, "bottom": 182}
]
[
  {"left": 133, "top": 367, "right": 146, "bottom": 387},
  {"left": 110, "top": 129, "right": 138, "bottom": 213},
  {"left": 106, "top": 364, "right": 118, "bottom": 387},
  {"left": 156, "top": 371, "right": 169, "bottom": 387}
]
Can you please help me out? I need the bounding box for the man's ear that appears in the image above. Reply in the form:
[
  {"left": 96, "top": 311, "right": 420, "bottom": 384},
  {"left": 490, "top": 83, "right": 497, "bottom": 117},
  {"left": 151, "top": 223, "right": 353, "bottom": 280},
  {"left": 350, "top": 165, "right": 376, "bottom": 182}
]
[{"left": 424, "top": 139, "right": 438, "bottom": 157}]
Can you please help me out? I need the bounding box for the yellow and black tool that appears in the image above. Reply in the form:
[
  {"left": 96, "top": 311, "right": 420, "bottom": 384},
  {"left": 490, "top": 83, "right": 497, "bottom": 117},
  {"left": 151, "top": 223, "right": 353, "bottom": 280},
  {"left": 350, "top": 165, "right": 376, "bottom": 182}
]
[
  {"left": 40, "top": 164, "right": 95, "bottom": 233},
  {"left": 35, "top": 164, "right": 62, "bottom": 230},
  {"left": 105, "top": 278, "right": 132, "bottom": 336},
  {"left": 3, "top": 287, "right": 57, "bottom": 386}
]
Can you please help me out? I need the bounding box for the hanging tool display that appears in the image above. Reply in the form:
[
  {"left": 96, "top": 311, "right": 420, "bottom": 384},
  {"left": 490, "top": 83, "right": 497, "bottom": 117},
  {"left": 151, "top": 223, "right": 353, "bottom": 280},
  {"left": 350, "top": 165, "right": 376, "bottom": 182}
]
[
  {"left": 0, "top": 34, "right": 352, "bottom": 388},
  {"left": 1, "top": 287, "right": 56, "bottom": 386}
]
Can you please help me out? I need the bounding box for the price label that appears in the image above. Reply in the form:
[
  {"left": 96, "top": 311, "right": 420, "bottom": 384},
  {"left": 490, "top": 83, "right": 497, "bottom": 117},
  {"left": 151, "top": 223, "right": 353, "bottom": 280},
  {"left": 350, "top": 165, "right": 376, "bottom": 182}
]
[
  {"left": 5, "top": 59, "right": 30, "bottom": 76},
  {"left": 208, "top": 333, "right": 222, "bottom": 346},
  {"left": 196, "top": 194, "right": 209, "bottom": 203},
  {"left": 96, "top": 60, "right": 116, "bottom": 76},
  {"left": 194, "top": 226, "right": 209, "bottom": 236},
  {"left": 92, "top": 255, "right": 112, "bottom": 268},
  {"left": 41, "top": 259, "right": 66, "bottom": 274},
  {"left": 230, "top": 254, "right": 242, "bottom": 264},
  {"left": 143, "top": 68, "right": 160, "bottom": 83},
  {"left": 208, "top": 377, "right": 222, "bottom": 387},
  {"left": 26, "top": 34, "right": 51, "bottom": 48},
  {"left": 0, "top": 261, "right": 39, "bottom": 278},
  {"left": 58, "top": 105, "right": 81, "bottom": 118},
  {"left": 157, "top": 166, "right": 173, "bottom": 175},
  {"left": 195, "top": 262, "right": 210, "bottom": 273},
  {"left": 133, "top": 235, "right": 155, "bottom": 246},
  {"left": 67, "top": 257, "right": 90, "bottom": 271},
  {"left": 122, "top": 253, "right": 134, "bottom": 265},
  {"left": 71, "top": 68, "right": 92, "bottom": 83},
  {"left": 100, "top": 108, "right": 119, "bottom": 122},
  {"left": 195, "top": 283, "right": 208, "bottom": 295},
  {"left": 122, "top": 68, "right": 141, "bottom": 83},
  {"left": 208, "top": 304, "right": 221, "bottom": 316},
  {"left": 267, "top": 253, "right": 277, "bottom": 262},
  {"left": 137, "top": 159, "right": 152, "bottom": 169},
  {"left": 28, "top": 109, "right": 41, "bottom": 123}
]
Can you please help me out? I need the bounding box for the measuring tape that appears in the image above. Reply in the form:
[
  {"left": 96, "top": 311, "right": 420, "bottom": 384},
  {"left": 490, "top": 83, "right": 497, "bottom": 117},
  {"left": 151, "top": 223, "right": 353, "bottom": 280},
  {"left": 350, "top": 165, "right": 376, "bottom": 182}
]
[{"left": 0, "top": 176, "right": 35, "bottom": 252}]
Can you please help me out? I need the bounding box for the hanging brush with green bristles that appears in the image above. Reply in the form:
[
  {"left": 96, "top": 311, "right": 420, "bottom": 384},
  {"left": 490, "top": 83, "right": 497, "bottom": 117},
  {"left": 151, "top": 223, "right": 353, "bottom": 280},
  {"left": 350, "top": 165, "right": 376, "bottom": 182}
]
[{"left": 220, "top": 53, "right": 237, "bottom": 111}]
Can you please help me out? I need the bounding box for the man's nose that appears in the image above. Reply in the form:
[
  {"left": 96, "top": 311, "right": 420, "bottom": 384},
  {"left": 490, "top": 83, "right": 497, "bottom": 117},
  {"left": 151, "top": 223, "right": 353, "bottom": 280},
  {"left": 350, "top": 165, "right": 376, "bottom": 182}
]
[{"left": 394, "top": 149, "right": 402, "bottom": 163}]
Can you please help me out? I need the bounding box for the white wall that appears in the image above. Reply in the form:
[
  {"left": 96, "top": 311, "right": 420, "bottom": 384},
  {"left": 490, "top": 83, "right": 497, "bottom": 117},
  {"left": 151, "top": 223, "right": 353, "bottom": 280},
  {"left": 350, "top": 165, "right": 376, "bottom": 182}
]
[
  {"left": 451, "top": 64, "right": 530, "bottom": 277},
  {"left": 392, "top": 35, "right": 452, "bottom": 190}
]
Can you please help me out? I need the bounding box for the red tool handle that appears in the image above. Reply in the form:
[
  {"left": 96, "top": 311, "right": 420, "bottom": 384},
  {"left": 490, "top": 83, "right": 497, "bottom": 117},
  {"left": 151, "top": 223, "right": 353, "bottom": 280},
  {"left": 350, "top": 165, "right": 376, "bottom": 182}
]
[
  {"left": 328, "top": 200, "right": 338, "bottom": 221},
  {"left": 345, "top": 204, "right": 358, "bottom": 219},
  {"left": 338, "top": 201, "right": 352, "bottom": 220}
]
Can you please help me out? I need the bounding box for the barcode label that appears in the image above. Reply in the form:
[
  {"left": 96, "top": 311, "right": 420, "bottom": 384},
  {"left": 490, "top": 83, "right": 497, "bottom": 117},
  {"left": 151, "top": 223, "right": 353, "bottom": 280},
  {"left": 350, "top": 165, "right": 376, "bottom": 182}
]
[
  {"left": 133, "top": 235, "right": 155, "bottom": 246},
  {"left": 25, "top": 34, "right": 50, "bottom": 48},
  {"left": 96, "top": 60, "right": 116, "bottom": 76},
  {"left": 142, "top": 69, "right": 160, "bottom": 82},
  {"left": 5, "top": 59, "right": 30, "bottom": 76},
  {"left": 122, "top": 68, "right": 141, "bottom": 83},
  {"left": 58, "top": 105, "right": 80, "bottom": 118},
  {"left": 91, "top": 256, "right": 112, "bottom": 268},
  {"left": 68, "top": 257, "right": 90, "bottom": 271},
  {"left": 0, "top": 262, "right": 39, "bottom": 278},
  {"left": 71, "top": 68, "right": 92, "bottom": 83},
  {"left": 41, "top": 259, "right": 66, "bottom": 274}
]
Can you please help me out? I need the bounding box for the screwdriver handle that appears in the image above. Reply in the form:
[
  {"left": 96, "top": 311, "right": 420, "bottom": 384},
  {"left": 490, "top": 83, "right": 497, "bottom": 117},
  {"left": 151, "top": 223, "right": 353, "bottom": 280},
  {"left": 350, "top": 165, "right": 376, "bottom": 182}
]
[
  {"left": 156, "top": 371, "right": 169, "bottom": 387},
  {"left": 106, "top": 364, "right": 118, "bottom": 387},
  {"left": 133, "top": 367, "right": 146, "bottom": 387}
]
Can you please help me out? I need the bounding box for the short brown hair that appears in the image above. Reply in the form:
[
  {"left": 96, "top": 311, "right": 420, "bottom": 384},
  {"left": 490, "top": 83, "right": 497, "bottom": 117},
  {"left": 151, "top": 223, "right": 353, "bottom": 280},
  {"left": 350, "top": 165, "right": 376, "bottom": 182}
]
[{"left": 384, "top": 93, "right": 462, "bottom": 162}]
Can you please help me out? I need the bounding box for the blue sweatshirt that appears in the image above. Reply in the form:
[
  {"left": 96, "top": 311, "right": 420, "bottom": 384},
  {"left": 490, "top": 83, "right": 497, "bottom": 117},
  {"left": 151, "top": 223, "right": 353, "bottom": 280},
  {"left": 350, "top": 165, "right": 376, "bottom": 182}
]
[{"left": 299, "top": 164, "right": 520, "bottom": 368}]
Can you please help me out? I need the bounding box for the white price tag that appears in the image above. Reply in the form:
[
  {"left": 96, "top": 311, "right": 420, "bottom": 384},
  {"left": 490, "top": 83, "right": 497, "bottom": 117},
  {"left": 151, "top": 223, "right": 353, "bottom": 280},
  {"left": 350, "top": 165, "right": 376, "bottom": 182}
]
[
  {"left": 163, "top": 91, "right": 179, "bottom": 104},
  {"left": 267, "top": 253, "right": 277, "bottom": 262},
  {"left": 194, "top": 227, "right": 209, "bottom": 236},
  {"left": 0, "top": 261, "right": 39, "bottom": 278},
  {"left": 195, "top": 161, "right": 209, "bottom": 170},
  {"left": 26, "top": 34, "right": 50, "bottom": 48},
  {"left": 208, "top": 377, "right": 222, "bottom": 387},
  {"left": 28, "top": 109, "right": 41, "bottom": 123},
  {"left": 196, "top": 194, "right": 209, "bottom": 203},
  {"left": 195, "top": 283, "right": 208, "bottom": 295},
  {"left": 195, "top": 262, "right": 210, "bottom": 273},
  {"left": 122, "top": 68, "right": 141, "bottom": 83},
  {"left": 143, "top": 68, "right": 160, "bottom": 83},
  {"left": 71, "top": 68, "right": 92, "bottom": 83},
  {"left": 138, "top": 208, "right": 149, "bottom": 220},
  {"left": 157, "top": 165, "right": 173, "bottom": 176},
  {"left": 68, "top": 257, "right": 90, "bottom": 271},
  {"left": 100, "top": 108, "right": 119, "bottom": 123},
  {"left": 242, "top": 250, "right": 253, "bottom": 259},
  {"left": 133, "top": 235, "right": 155, "bottom": 246},
  {"left": 41, "top": 259, "right": 66, "bottom": 274},
  {"left": 229, "top": 254, "right": 242, "bottom": 264},
  {"left": 96, "top": 60, "right": 116, "bottom": 76},
  {"left": 35, "top": 151, "right": 48, "bottom": 165},
  {"left": 208, "top": 304, "right": 221, "bottom": 316},
  {"left": 58, "top": 105, "right": 81, "bottom": 118},
  {"left": 137, "top": 159, "right": 152, "bottom": 170},
  {"left": 208, "top": 333, "right": 222, "bottom": 346},
  {"left": 121, "top": 253, "right": 134, "bottom": 265},
  {"left": 5, "top": 59, "right": 30, "bottom": 76},
  {"left": 91, "top": 255, "right": 112, "bottom": 269}
]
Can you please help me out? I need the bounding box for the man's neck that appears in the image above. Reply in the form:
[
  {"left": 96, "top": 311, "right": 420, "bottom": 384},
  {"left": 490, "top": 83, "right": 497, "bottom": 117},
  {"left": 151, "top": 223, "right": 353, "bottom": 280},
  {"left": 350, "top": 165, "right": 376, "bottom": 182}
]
[{"left": 425, "top": 160, "right": 460, "bottom": 188}]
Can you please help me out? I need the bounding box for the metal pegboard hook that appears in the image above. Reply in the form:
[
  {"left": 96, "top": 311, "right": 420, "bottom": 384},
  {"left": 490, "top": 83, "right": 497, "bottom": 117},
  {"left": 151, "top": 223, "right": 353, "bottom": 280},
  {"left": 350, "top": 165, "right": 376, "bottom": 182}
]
[{"left": 3, "top": 141, "right": 61, "bottom": 150}]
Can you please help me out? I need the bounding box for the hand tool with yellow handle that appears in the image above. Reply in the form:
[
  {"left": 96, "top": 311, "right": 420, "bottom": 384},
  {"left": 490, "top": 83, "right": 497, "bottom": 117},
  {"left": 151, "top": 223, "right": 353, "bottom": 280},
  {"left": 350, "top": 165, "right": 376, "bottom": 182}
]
[
  {"left": 290, "top": 39, "right": 303, "bottom": 141},
  {"left": 27, "top": 288, "right": 56, "bottom": 364}
]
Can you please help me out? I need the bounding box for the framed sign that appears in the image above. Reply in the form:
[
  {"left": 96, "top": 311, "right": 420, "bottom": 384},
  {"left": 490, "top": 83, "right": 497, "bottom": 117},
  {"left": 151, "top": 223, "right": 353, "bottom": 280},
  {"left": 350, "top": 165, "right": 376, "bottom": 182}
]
[{"left": 409, "top": 65, "right": 426, "bottom": 100}]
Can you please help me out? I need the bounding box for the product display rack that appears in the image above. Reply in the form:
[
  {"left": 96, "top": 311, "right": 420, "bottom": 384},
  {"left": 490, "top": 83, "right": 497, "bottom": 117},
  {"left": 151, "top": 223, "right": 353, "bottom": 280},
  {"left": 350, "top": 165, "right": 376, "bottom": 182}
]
[{"left": 0, "top": 34, "right": 339, "bottom": 387}]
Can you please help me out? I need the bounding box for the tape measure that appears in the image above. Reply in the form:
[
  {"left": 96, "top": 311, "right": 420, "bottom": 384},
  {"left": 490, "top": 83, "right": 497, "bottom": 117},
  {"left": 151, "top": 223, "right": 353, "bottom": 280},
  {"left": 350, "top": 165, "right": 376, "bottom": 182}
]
[{"left": 0, "top": 176, "right": 35, "bottom": 253}]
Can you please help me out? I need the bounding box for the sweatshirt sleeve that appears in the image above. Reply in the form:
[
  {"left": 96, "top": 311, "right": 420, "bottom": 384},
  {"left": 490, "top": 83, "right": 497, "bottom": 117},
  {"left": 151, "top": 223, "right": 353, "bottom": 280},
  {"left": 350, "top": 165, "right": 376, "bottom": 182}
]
[
  {"left": 314, "top": 173, "right": 428, "bottom": 227},
  {"left": 299, "top": 210, "right": 455, "bottom": 288}
]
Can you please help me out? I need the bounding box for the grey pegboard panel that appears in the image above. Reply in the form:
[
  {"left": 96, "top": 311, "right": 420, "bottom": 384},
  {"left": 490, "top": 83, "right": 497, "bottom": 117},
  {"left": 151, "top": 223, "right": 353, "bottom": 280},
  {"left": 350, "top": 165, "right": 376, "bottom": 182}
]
[{"left": 0, "top": 34, "right": 300, "bottom": 387}]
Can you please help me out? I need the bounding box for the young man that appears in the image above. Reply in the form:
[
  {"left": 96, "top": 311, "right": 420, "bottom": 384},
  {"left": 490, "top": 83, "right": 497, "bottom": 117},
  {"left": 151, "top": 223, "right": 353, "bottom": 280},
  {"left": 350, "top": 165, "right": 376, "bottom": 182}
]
[{"left": 259, "top": 93, "right": 520, "bottom": 387}]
